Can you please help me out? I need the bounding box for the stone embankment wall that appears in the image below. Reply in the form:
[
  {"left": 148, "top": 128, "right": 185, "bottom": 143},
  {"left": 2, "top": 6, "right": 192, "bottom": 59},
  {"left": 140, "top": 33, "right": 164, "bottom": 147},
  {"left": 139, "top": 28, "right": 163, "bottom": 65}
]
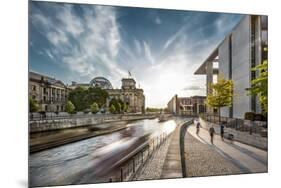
[
  {"left": 199, "top": 118, "right": 267, "bottom": 150},
  {"left": 30, "top": 114, "right": 157, "bottom": 133}
]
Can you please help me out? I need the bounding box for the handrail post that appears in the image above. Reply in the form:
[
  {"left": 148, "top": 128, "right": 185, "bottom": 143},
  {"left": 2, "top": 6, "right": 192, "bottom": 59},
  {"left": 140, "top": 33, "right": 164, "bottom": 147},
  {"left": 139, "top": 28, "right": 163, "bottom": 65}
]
[
  {"left": 120, "top": 167, "right": 123, "bottom": 182},
  {"left": 133, "top": 157, "right": 135, "bottom": 173}
]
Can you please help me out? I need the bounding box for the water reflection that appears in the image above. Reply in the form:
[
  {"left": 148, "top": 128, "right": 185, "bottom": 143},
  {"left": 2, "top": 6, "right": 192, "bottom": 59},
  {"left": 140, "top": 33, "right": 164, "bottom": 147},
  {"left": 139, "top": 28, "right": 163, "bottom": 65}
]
[{"left": 29, "top": 118, "right": 176, "bottom": 187}]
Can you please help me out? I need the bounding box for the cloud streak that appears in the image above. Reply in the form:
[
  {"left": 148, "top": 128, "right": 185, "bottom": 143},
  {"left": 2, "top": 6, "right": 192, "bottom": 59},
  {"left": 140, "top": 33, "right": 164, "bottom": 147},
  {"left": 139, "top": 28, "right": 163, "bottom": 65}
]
[{"left": 30, "top": 2, "right": 242, "bottom": 107}]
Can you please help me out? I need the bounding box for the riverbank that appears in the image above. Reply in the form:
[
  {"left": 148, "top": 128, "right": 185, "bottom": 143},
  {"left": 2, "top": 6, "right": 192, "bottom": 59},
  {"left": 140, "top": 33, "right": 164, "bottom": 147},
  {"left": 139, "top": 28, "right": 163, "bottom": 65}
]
[{"left": 30, "top": 121, "right": 131, "bottom": 153}]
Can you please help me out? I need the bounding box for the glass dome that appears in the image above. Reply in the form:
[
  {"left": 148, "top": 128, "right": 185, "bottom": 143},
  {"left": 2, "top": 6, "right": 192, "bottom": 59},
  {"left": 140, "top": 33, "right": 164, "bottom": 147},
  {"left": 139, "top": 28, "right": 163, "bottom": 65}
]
[{"left": 89, "top": 77, "right": 113, "bottom": 89}]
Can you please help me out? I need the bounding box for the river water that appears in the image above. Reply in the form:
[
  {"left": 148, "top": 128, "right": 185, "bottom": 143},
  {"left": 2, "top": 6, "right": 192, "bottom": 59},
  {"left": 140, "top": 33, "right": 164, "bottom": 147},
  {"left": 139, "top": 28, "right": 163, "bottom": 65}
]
[{"left": 29, "top": 118, "right": 178, "bottom": 187}]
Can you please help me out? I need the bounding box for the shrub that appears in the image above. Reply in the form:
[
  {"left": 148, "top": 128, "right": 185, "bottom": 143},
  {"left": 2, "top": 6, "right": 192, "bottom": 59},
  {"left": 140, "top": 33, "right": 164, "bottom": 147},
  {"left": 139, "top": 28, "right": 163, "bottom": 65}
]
[
  {"left": 244, "top": 112, "right": 255, "bottom": 121},
  {"left": 29, "top": 98, "right": 39, "bottom": 112},
  {"left": 66, "top": 101, "right": 75, "bottom": 114},
  {"left": 109, "top": 104, "right": 116, "bottom": 114},
  {"left": 255, "top": 114, "right": 266, "bottom": 121},
  {"left": 90, "top": 102, "right": 99, "bottom": 114}
]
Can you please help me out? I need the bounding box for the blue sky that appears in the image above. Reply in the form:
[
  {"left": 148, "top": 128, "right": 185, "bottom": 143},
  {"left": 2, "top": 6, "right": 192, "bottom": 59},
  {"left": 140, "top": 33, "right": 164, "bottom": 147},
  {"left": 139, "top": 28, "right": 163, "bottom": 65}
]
[{"left": 29, "top": 1, "right": 243, "bottom": 108}]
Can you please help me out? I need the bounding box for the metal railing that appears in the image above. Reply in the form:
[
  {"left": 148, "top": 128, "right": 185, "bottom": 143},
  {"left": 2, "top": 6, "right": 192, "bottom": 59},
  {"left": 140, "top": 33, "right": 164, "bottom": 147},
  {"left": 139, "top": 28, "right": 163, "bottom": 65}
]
[
  {"left": 108, "top": 132, "right": 169, "bottom": 182},
  {"left": 200, "top": 113, "right": 267, "bottom": 137}
]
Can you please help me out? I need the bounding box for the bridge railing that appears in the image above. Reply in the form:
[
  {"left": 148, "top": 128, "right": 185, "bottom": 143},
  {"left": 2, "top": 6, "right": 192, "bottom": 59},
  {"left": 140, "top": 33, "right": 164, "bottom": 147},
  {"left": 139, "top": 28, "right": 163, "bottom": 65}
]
[{"left": 108, "top": 132, "right": 169, "bottom": 182}]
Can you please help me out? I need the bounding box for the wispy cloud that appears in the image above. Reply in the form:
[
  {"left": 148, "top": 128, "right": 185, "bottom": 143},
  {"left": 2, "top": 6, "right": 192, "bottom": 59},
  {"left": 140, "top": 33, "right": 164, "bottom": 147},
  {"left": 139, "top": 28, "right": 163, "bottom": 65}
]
[
  {"left": 30, "top": 2, "right": 242, "bottom": 107},
  {"left": 183, "top": 85, "right": 204, "bottom": 91},
  {"left": 31, "top": 4, "right": 127, "bottom": 86},
  {"left": 155, "top": 17, "right": 162, "bottom": 24}
]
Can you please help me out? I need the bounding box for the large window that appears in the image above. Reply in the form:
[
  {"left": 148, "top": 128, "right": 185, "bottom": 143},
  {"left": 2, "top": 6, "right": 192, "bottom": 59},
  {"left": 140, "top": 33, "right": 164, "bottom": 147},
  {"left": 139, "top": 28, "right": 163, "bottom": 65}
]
[{"left": 250, "top": 16, "right": 257, "bottom": 112}]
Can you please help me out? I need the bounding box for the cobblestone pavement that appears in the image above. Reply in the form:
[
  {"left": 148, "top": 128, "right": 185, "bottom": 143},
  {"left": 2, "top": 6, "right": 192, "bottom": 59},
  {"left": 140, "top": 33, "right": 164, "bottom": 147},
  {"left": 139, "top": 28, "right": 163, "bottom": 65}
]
[
  {"left": 185, "top": 124, "right": 268, "bottom": 177},
  {"left": 133, "top": 136, "right": 172, "bottom": 180},
  {"left": 185, "top": 130, "right": 241, "bottom": 177}
]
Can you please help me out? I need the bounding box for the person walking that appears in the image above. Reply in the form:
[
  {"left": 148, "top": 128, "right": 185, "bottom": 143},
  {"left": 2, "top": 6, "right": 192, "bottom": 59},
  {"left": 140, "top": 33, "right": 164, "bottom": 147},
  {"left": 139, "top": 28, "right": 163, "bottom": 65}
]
[
  {"left": 196, "top": 121, "right": 200, "bottom": 135},
  {"left": 209, "top": 126, "right": 215, "bottom": 144},
  {"left": 220, "top": 122, "right": 225, "bottom": 141}
]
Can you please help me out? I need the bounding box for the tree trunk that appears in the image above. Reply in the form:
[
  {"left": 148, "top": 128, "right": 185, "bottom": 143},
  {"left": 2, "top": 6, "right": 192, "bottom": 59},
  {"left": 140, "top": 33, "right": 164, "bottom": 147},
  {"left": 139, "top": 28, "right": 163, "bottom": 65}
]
[{"left": 218, "top": 107, "right": 221, "bottom": 125}]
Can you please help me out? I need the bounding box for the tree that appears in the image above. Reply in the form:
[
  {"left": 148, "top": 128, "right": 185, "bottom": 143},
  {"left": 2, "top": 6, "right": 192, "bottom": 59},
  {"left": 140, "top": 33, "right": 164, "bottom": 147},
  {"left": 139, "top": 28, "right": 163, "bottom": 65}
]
[
  {"left": 90, "top": 102, "right": 99, "bottom": 114},
  {"left": 86, "top": 87, "right": 109, "bottom": 108},
  {"left": 109, "top": 98, "right": 126, "bottom": 113},
  {"left": 68, "top": 86, "right": 109, "bottom": 111},
  {"left": 116, "top": 102, "right": 122, "bottom": 113},
  {"left": 207, "top": 76, "right": 234, "bottom": 124},
  {"left": 247, "top": 60, "right": 268, "bottom": 113},
  {"left": 68, "top": 87, "right": 88, "bottom": 111},
  {"left": 109, "top": 104, "right": 116, "bottom": 114},
  {"left": 66, "top": 101, "right": 75, "bottom": 114},
  {"left": 123, "top": 103, "right": 128, "bottom": 112},
  {"left": 29, "top": 98, "right": 39, "bottom": 112}
]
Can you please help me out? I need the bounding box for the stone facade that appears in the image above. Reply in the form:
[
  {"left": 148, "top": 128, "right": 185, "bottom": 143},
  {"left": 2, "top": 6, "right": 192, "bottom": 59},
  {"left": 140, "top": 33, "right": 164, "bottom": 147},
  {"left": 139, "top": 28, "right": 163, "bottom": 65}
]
[
  {"left": 167, "top": 95, "right": 206, "bottom": 116},
  {"left": 29, "top": 71, "right": 69, "bottom": 112},
  {"left": 106, "top": 78, "right": 145, "bottom": 113},
  {"left": 29, "top": 71, "right": 145, "bottom": 114},
  {"left": 70, "top": 77, "right": 145, "bottom": 114}
]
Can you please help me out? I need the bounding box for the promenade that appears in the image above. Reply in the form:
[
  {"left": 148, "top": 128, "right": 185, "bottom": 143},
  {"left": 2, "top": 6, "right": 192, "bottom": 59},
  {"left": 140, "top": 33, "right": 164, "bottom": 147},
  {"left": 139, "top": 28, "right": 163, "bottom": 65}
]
[
  {"left": 185, "top": 123, "right": 267, "bottom": 176},
  {"left": 134, "top": 120, "right": 267, "bottom": 179}
]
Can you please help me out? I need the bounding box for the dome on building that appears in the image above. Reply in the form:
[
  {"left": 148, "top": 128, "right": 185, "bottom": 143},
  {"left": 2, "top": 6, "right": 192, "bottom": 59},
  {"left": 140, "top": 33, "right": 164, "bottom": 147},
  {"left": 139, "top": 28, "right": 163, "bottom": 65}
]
[{"left": 90, "top": 77, "right": 113, "bottom": 89}]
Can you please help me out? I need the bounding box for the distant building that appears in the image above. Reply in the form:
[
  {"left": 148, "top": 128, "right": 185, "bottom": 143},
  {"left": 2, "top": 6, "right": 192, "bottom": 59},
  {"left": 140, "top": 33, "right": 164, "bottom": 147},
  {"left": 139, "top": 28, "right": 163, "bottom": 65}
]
[
  {"left": 29, "top": 71, "right": 69, "bottom": 112},
  {"left": 70, "top": 77, "right": 145, "bottom": 114},
  {"left": 167, "top": 95, "right": 206, "bottom": 116},
  {"left": 194, "top": 15, "right": 268, "bottom": 118}
]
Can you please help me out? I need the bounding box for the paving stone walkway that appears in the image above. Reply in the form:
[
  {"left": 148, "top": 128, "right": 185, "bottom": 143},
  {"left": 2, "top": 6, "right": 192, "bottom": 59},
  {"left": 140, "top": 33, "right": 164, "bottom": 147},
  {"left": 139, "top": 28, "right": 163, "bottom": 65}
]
[{"left": 185, "top": 123, "right": 268, "bottom": 176}]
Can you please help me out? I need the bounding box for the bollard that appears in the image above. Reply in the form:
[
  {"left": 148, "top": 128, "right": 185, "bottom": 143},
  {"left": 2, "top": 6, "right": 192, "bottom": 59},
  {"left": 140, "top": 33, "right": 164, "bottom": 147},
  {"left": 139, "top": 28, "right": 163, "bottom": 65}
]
[{"left": 109, "top": 178, "right": 112, "bottom": 182}]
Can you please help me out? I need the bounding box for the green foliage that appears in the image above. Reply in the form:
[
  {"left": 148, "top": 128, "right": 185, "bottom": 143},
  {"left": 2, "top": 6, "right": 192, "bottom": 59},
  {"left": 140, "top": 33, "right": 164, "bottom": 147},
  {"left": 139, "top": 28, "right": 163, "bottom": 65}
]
[
  {"left": 29, "top": 98, "right": 39, "bottom": 112},
  {"left": 123, "top": 103, "right": 128, "bottom": 112},
  {"left": 146, "top": 107, "right": 162, "bottom": 113},
  {"left": 247, "top": 60, "right": 268, "bottom": 113},
  {"left": 68, "top": 86, "right": 109, "bottom": 111},
  {"left": 66, "top": 100, "right": 75, "bottom": 114},
  {"left": 109, "top": 98, "right": 127, "bottom": 113},
  {"left": 207, "top": 76, "right": 234, "bottom": 123},
  {"left": 90, "top": 102, "right": 99, "bottom": 114},
  {"left": 109, "top": 104, "right": 116, "bottom": 114},
  {"left": 207, "top": 76, "right": 234, "bottom": 109},
  {"left": 244, "top": 112, "right": 255, "bottom": 121}
]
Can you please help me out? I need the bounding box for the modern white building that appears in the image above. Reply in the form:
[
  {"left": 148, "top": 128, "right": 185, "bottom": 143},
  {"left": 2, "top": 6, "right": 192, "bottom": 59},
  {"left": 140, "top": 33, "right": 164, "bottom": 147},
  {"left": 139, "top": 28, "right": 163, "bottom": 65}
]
[{"left": 194, "top": 15, "right": 268, "bottom": 119}]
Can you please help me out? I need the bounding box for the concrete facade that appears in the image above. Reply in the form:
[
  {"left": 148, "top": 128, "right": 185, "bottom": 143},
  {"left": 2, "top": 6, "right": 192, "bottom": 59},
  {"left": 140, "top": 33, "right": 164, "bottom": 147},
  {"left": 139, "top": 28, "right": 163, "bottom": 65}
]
[
  {"left": 29, "top": 114, "right": 156, "bottom": 133},
  {"left": 194, "top": 15, "right": 268, "bottom": 119}
]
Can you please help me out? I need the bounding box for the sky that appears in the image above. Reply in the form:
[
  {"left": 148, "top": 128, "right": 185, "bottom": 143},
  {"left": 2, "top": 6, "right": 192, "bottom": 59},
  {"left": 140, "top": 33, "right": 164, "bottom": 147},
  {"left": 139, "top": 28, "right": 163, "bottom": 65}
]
[{"left": 29, "top": 1, "right": 243, "bottom": 108}]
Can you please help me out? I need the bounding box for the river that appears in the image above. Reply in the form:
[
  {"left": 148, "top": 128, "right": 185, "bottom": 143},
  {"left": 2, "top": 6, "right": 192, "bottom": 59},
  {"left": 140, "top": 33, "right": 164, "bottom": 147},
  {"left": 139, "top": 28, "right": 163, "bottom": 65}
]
[{"left": 29, "top": 118, "right": 178, "bottom": 187}]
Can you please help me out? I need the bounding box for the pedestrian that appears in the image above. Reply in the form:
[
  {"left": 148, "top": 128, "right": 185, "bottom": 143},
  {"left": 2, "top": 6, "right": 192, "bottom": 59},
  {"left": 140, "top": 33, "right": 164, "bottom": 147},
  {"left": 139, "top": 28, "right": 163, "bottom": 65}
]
[
  {"left": 196, "top": 121, "right": 200, "bottom": 135},
  {"left": 209, "top": 125, "right": 215, "bottom": 144},
  {"left": 220, "top": 122, "right": 225, "bottom": 141}
]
